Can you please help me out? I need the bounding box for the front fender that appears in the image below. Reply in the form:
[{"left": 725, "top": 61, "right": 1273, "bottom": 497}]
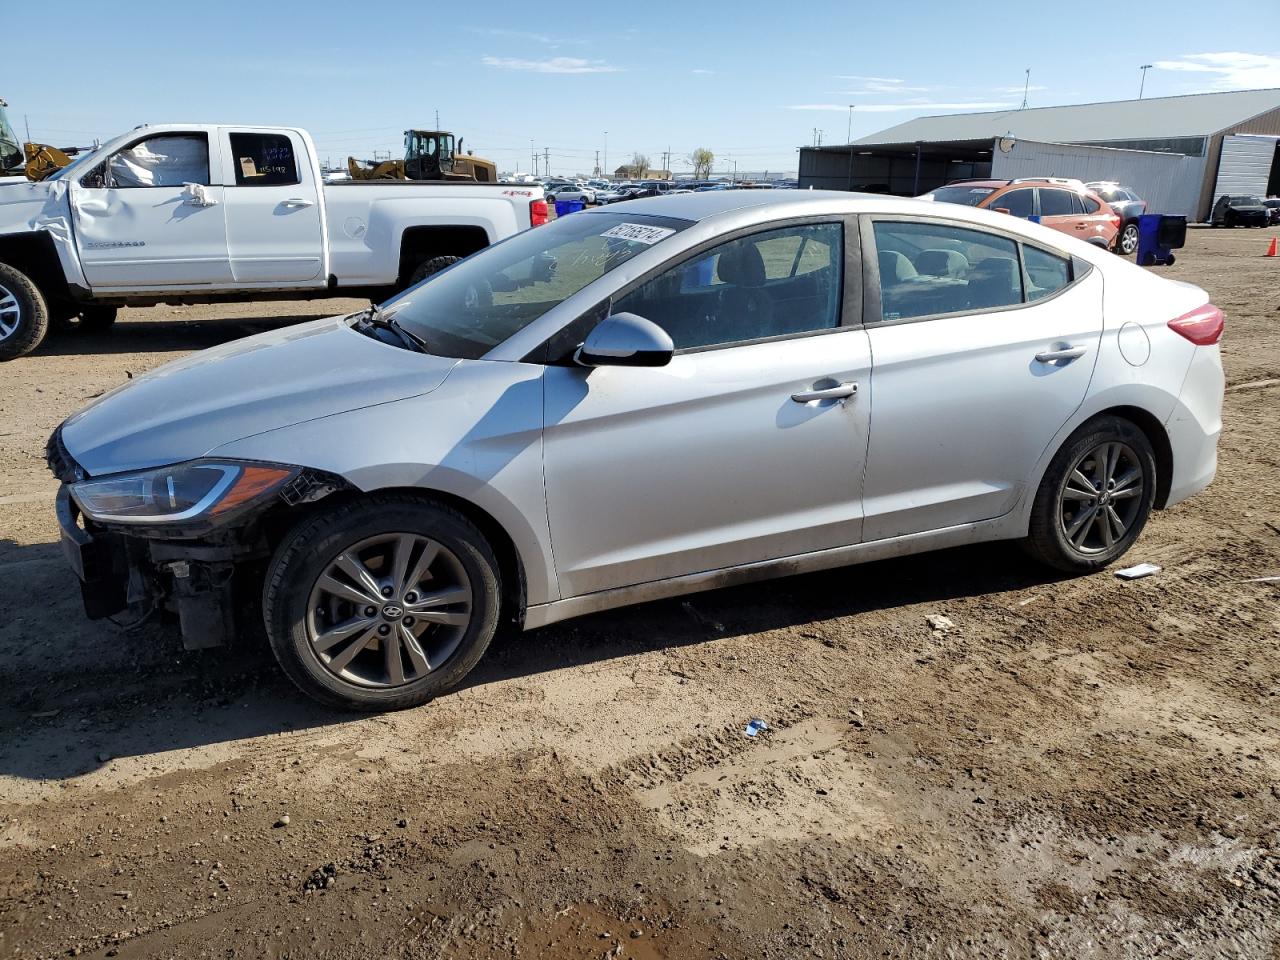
[{"left": 208, "top": 360, "right": 558, "bottom": 607}]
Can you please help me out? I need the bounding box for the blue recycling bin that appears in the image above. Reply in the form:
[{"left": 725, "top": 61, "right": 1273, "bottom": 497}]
[
  {"left": 1136, "top": 214, "right": 1185, "bottom": 266},
  {"left": 554, "top": 199, "right": 585, "bottom": 217}
]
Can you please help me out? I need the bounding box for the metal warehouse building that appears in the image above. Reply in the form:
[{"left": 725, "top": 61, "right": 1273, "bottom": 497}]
[{"left": 798, "top": 88, "right": 1280, "bottom": 220}]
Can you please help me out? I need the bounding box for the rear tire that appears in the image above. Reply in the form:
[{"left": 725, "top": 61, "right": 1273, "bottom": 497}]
[
  {"left": 1023, "top": 416, "right": 1156, "bottom": 573},
  {"left": 79, "top": 305, "right": 119, "bottom": 333},
  {"left": 409, "top": 255, "right": 462, "bottom": 287},
  {"left": 1117, "top": 222, "right": 1139, "bottom": 256},
  {"left": 0, "top": 262, "right": 50, "bottom": 361},
  {"left": 263, "top": 495, "right": 502, "bottom": 711}
]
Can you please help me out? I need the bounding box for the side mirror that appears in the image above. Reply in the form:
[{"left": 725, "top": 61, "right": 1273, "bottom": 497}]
[{"left": 574, "top": 312, "right": 673, "bottom": 368}]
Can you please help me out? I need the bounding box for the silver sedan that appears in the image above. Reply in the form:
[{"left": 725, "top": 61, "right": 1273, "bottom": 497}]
[{"left": 49, "top": 191, "right": 1224, "bottom": 710}]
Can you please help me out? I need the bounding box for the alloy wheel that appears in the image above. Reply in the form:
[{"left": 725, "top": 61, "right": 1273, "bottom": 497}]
[
  {"left": 1058, "top": 441, "right": 1145, "bottom": 554},
  {"left": 306, "top": 533, "right": 473, "bottom": 688},
  {"left": 1119, "top": 224, "right": 1139, "bottom": 256},
  {"left": 0, "top": 283, "right": 20, "bottom": 342}
]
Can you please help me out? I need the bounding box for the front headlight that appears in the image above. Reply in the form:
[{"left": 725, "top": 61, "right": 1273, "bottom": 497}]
[{"left": 71, "top": 461, "right": 296, "bottom": 524}]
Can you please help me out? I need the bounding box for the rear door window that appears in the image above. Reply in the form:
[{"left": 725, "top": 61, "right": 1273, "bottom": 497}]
[
  {"left": 1038, "top": 189, "right": 1076, "bottom": 217},
  {"left": 991, "top": 188, "right": 1034, "bottom": 218},
  {"left": 228, "top": 132, "right": 300, "bottom": 186},
  {"left": 872, "top": 220, "right": 1023, "bottom": 320},
  {"left": 1023, "top": 246, "right": 1072, "bottom": 301},
  {"left": 1081, "top": 195, "right": 1101, "bottom": 214}
]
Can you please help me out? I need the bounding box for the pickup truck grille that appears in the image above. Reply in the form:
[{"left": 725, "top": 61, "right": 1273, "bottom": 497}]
[{"left": 46, "top": 425, "right": 83, "bottom": 483}]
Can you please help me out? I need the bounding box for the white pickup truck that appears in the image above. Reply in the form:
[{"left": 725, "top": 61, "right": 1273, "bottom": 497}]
[{"left": 0, "top": 123, "right": 548, "bottom": 359}]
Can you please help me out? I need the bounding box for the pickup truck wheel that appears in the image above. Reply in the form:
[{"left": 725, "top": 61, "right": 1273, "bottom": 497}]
[
  {"left": 0, "top": 262, "right": 50, "bottom": 361},
  {"left": 409, "top": 256, "right": 462, "bottom": 287},
  {"left": 79, "top": 306, "right": 119, "bottom": 333},
  {"left": 263, "top": 495, "right": 502, "bottom": 712}
]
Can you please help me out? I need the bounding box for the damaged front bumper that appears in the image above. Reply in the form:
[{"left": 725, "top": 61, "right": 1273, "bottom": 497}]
[
  {"left": 49, "top": 428, "right": 350, "bottom": 650},
  {"left": 57, "top": 483, "right": 255, "bottom": 649}
]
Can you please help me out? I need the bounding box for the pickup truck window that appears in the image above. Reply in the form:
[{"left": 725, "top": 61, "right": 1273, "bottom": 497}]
[
  {"left": 384, "top": 212, "right": 690, "bottom": 360},
  {"left": 100, "top": 134, "right": 210, "bottom": 188},
  {"left": 229, "top": 132, "right": 299, "bottom": 186}
]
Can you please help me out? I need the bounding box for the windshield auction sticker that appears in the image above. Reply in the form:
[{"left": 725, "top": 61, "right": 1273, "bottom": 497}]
[{"left": 601, "top": 223, "right": 676, "bottom": 245}]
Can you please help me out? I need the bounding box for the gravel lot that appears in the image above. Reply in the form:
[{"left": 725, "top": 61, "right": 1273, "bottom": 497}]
[{"left": 1, "top": 227, "right": 1279, "bottom": 959}]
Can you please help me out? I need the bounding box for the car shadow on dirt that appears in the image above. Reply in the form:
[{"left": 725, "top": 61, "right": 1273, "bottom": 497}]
[
  {"left": 0, "top": 537, "right": 1066, "bottom": 783},
  {"left": 34, "top": 315, "right": 328, "bottom": 357}
]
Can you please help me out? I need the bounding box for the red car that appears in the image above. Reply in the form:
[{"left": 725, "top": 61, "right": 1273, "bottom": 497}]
[{"left": 923, "top": 179, "right": 1121, "bottom": 251}]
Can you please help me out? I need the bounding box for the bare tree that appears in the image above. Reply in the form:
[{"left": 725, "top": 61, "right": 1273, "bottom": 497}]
[
  {"left": 628, "top": 152, "right": 650, "bottom": 178},
  {"left": 690, "top": 148, "right": 714, "bottom": 180}
]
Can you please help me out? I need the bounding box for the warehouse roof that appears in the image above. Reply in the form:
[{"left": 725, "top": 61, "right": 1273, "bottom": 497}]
[{"left": 854, "top": 88, "right": 1280, "bottom": 145}]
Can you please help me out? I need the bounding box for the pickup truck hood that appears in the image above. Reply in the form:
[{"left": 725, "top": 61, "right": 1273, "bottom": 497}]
[
  {"left": 0, "top": 177, "right": 62, "bottom": 234},
  {"left": 60, "top": 315, "right": 460, "bottom": 476}
]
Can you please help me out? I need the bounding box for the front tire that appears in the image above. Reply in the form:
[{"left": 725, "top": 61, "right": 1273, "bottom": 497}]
[
  {"left": 0, "top": 262, "right": 50, "bottom": 361},
  {"left": 1023, "top": 416, "right": 1156, "bottom": 573},
  {"left": 263, "top": 496, "right": 502, "bottom": 711}
]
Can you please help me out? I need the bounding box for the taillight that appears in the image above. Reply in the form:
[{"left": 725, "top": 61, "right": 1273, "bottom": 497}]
[
  {"left": 1168, "top": 304, "right": 1223, "bottom": 345},
  {"left": 530, "top": 199, "right": 549, "bottom": 227},
  {"left": 1108, "top": 213, "right": 1121, "bottom": 229}
]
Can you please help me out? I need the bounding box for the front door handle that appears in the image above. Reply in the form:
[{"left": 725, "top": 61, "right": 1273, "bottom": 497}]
[
  {"left": 792, "top": 381, "right": 858, "bottom": 403},
  {"left": 282, "top": 198, "right": 315, "bottom": 207},
  {"left": 1035, "top": 345, "right": 1088, "bottom": 364}
]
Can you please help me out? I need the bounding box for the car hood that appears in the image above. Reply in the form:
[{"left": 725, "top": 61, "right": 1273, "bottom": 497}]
[{"left": 60, "top": 315, "right": 460, "bottom": 477}]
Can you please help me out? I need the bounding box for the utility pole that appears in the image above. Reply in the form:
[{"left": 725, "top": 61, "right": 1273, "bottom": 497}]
[
  {"left": 594, "top": 150, "right": 600, "bottom": 176},
  {"left": 847, "top": 104, "right": 855, "bottom": 191},
  {"left": 1020, "top": 68, "right": 1031, "bottom": 110},
  {"left": 603, "top": 130, "right": 608, "bottom": 176},
  {"left": 812, "top": 127, "right": 818, "bottom": 148},
  {"left": 1139, "top": 64, "right": 1153, "bottom": 99},
  {"left": 817, "top": 130, "right": 823, "bottom": 147},
  {"left": 435, "top": 109, "right": 440, "bottom": 129},
  {"left": 544, "top": 146, "right": 550, "bottom": 177},
  {"left": 530, "top": 139, "right": 536, "bottom": 178}
]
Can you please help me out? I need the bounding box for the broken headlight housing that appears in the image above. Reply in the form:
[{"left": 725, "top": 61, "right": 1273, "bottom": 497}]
[{"left": 71, "top": 460, "right": 297, "bottom": 524}]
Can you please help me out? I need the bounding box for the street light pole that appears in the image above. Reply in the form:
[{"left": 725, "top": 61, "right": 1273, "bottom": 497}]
[
  {"left": 1139, "top": 64, "right": 1153, "bottom": 99},
  {"left": 847, "top": 104, "right": 855, "bottom": 191},
  {"left": 603, "top": 130, "right": 608, "bottom": 177}
]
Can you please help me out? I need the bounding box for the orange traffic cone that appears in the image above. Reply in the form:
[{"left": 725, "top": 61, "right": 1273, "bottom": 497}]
[{"left": 1267, "top": 236, "right": 1278, "bottom": 257}]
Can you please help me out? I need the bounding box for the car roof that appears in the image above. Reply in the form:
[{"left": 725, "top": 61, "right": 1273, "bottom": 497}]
[{"left": 943, "top": 179, "right": 1008, "bottom": 188}]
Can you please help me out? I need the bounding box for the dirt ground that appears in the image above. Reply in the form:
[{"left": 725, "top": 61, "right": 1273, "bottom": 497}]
[{"left": 1, "top": 227, "right": 1279, "bottom": 960}]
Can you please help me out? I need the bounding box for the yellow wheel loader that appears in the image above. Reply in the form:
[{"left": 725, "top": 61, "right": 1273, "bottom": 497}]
[
  {"left": 0, "top": 98, "right": 81, "bottom": 181},
  {"left": 348, "top": 130, "right": 496, "bottom": 183}
]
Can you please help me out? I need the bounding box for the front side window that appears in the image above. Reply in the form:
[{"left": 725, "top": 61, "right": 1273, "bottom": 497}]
[
  {"left": 873, "top": 220, "right": 1022, "bottom": 320},
  {"left": 229, "top": 133, "right": 299, "bottom": 186},
  {"left": 990, "top": 188, "right": 1034, "bottom": 218},
  {"left": 103, "top": 134, "right": 209, "bottom": 188},
  {"left": 386, "top": 212, "right": 690, "bottom": 360},
  {"left": 614, "top": 222, "right": 843, "bottom": 350}
]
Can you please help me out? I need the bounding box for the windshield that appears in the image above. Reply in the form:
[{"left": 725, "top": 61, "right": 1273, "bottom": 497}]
[
  {"left": 0, "top": 106, "right": 21, "bottom": 172},
  {"left": 929, "top": 186, "right": 996, "bottom": 206},
  {"left": 383, "top": 212, "right": 690, "bottom": 359}
]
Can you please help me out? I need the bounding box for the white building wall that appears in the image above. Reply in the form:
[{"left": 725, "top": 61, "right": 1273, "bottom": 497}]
[
  {"left": 991, "top": 139, "right": 1206, "bottom": 218},
  {"left": 1213, "top": 135, "right": 1277, "bottom": 205}
]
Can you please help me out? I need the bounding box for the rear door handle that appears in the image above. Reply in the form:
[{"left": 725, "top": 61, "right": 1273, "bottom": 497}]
[
  {"left": 792, "top": 381, "right": 858, "bottom": 403},
  {"left": 282, "top": 198, "right": 315, "bottom": 207},
  {"left": 1035, "top": 345, "right": 1088, "bottom": 363}
]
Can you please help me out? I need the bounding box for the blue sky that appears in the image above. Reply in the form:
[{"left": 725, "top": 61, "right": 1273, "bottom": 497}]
[{"left": 5, "top": 0, "right": 1279, "bottom": 176}]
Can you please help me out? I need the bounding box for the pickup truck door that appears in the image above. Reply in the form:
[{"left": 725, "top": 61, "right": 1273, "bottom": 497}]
[
  {"left": 71, "top": 131, "right": 233, "bottom": 289},
  {"left": 218, "top": 129, "right": 324, "bottom": 284}
]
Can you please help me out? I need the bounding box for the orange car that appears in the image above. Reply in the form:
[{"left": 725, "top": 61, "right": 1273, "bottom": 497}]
[{"left": 923, "top": 179, "right": 1121, "bottom": 251}]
